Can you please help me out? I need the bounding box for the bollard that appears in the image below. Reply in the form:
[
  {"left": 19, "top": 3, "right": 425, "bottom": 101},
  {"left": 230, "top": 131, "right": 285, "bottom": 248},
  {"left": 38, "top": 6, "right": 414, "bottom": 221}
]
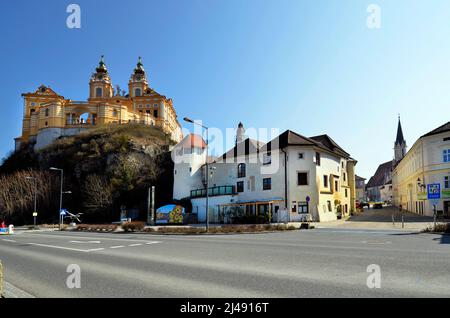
[
  {"left": 8, "top": 224, "right": 14, "bottom": 234},
  {"left": 402, "top": 215, "right": 404, "bottom": 229},
  {"left": 0, "top": 260, "right": 3, "bottom": 297}
]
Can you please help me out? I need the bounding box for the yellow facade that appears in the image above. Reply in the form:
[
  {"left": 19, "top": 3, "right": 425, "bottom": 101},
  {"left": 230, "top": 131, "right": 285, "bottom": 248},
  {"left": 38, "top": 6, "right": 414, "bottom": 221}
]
[{"left": 16, "top": 56, "right": 183, "bottom": 149}]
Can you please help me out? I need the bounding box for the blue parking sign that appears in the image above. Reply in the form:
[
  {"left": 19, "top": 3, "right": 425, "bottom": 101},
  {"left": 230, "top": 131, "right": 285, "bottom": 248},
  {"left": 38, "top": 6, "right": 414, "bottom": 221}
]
[{"left": 427, "top": 184, "right": 441, "bottom": 200}]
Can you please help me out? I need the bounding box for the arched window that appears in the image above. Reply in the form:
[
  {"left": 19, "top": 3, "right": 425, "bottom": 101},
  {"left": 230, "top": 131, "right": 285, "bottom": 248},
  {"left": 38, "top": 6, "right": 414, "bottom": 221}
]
[
  {"left": 135, "top": 88, "right": 142, "bottom": 97},
  {"left": 95, "top": 87, "right": 103, "bottom": 98},
  {"left": 237, "top": 163, "right": 246, "bottom": 178},
  {"left": 45, "top": 108, "right": 49, "bottom": 117}
]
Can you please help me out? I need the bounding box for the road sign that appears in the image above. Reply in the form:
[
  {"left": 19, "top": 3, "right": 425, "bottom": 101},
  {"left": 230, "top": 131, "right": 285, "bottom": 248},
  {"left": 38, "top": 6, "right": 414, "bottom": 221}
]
[
  {"left": 306, "top": 196, "right": 310, "bottom": 202},
  {"left": 32, "top": 212, "right": 38, "bottom": 217},
  {"left": 427, "top": 184, "right": 441, "bottom": 200},
  {"left": 60, "top": 209, "right": 68, "bottom": 216},
  {"left": 430, "top": 199, "right": 440, "bottom": 207}
]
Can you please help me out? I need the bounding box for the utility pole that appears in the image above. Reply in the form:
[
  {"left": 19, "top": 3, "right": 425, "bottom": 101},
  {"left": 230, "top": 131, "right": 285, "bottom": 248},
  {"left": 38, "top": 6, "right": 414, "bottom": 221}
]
[
  {"left": 50, "top": 167, "right": 64, "bottom": 230},
  {"left": 26, "top": 176, "right": 38, "bottom": 228},
  {"left": 147, "top": 186, "right": 155, "bottom": 225}
]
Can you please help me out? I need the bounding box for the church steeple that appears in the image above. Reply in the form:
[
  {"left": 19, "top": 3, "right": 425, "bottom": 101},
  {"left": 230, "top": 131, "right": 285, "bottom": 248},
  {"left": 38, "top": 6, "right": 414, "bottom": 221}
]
[
  {"left": 89, "top": 55, "right": 113, "bottom": 99},
  {"left": 394, "top": 115, "right": 407, "bottom": 162},
  {"left": 129, "top": 56, "right": 148, "bottom": 97}
]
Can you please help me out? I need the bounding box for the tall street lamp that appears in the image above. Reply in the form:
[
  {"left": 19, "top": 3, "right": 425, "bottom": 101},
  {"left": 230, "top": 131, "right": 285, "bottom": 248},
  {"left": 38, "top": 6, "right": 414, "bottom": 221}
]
[
  {"left": 25, "top": 176, "right": 37, "bottom": 227},
  {"left": 183, "top": 117, "right": 210, "bottom": 232},
  {"left": 50, "top": 167, "right": 64, "bottom": 230}
]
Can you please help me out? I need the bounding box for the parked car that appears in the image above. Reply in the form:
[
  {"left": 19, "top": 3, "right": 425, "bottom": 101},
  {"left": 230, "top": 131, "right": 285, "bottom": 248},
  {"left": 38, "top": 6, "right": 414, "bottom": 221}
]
[{"left": 373, "top": 202, "right": 383, "bottom": 209}]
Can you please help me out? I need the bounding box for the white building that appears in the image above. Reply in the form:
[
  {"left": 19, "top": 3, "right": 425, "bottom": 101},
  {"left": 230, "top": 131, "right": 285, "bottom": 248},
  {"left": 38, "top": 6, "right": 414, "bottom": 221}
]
[
  {"left": 392, "top": 121, "right": 450, "bottom": 216},
  {"left": 172, "top": 124, "right": 357, "bottom": 223}
]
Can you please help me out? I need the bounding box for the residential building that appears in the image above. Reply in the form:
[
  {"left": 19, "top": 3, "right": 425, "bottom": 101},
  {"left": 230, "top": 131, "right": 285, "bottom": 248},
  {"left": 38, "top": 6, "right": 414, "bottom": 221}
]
[
  {"left": 355, "top": 175, "right": 367, "bottom": 202},
  {"left": 392, "top": 121, "right": 450, "bottom": 216},
  {"left": 15, "top": 56, "right": 183, "bottom": 150},
  {"left": 172, "top": 123, "right": 357, "bottom": 223}
]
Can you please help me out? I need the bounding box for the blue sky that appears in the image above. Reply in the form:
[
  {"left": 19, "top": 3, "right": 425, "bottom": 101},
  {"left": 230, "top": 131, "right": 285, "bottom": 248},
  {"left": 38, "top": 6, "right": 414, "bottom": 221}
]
[{"left": 0, "top": 0, "right": 450, "bottom": 179}]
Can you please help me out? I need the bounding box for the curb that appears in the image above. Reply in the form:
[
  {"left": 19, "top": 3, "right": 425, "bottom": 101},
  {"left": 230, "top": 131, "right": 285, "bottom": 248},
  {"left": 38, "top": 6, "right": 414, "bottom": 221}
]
[{"left": 3, "top": 282, "right": 35, "bottom": 298}]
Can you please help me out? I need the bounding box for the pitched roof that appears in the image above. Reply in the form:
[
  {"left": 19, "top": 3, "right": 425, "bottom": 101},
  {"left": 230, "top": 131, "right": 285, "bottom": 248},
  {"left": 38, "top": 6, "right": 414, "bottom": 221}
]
[
  {"left": 395, "top": 117, "right": 405, "bottom": 145},
  {"left": 217, "top": 130, "right": 352, "bottom": 162},
  {"left": 260, "top": 130, "right": 318, "bottom": 152},
  {"left": 366, "top": 161, "right": 393, "bottom": 188},
  {"left": 175, "top": 134, "right": 206, "bottom": 149},
  {"left": 421, "top": 121, "right": 450, "bottom": 138},
  {"left": 355, "top": 175, "right": 366, "bottom": 181},
  {"left": 218, "top": 138, "right": 263, "bottom": 162},
  {"left": 310, "top": 134, "right": 350, "bottom": 158}
]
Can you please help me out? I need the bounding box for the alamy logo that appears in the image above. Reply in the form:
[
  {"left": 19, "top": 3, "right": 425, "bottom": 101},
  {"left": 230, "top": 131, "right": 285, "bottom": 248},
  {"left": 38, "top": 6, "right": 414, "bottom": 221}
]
[
  {"left": 66, "top": 264, "right": 81, "bottom": 289},
  {"left": 366, "top": 264, "right": 381, "bottom": 289},
  {"left": 366, "top": 4, "right": 381, "bottom": 29},
  {"left": 66, "top": 4, "right": 81, "bottom": 29}
]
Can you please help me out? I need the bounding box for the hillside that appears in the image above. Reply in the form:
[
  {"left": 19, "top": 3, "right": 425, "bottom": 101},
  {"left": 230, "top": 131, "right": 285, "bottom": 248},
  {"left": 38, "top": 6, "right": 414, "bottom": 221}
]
[{"left": 0, "top": 124, "right": 176, "bottom": 225}]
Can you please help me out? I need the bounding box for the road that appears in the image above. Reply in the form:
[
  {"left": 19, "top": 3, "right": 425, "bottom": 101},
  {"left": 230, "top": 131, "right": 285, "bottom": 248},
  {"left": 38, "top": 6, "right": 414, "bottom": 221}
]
[{"left": 1, "top": 228, "right": 450, "bottom": 297}]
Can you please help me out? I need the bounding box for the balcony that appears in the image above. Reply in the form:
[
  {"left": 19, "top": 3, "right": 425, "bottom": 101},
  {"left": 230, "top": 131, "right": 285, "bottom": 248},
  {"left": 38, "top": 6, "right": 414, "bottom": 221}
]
[{"left": 190, "top": 185, "right": 236, "bottom": 199}]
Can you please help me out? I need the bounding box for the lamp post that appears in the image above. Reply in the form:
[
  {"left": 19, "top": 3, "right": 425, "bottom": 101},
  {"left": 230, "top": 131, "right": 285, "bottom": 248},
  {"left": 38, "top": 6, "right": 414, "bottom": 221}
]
[
  {"left": 50, "top": 167, "right": 64, "bottom": 230},
  {"left": 26, "top": 176, "right": 37, "bottom": 227},
  {"left": 184, "top": 117, "right": 209, "bottom": 232}
]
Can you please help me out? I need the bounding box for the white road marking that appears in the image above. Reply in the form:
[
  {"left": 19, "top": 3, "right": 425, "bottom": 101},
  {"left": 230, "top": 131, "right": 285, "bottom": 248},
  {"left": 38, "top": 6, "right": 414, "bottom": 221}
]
[
  {"left": 2, "top": 239, "right": 16, "bottom": 242},
  {"left": 146, "top": 242, "right": 160, "bottom": 245},
  {"left": 26, "top": 242, "right": 104, "bottom": 253},
  {"left": 70, "top": 240, "right": 101, "bottom": 244},
  {"left": 129, "top": 243, "right": 143, "bottom": 247},
  {"left": 110, "top": 245, "right": 125, "bottom": 249}
]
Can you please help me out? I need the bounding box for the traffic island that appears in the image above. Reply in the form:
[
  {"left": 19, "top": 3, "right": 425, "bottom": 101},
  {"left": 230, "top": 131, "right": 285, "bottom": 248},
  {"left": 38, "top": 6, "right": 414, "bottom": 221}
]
[{"left": 70, "top": 222, "right": 315, "bottom": 234}]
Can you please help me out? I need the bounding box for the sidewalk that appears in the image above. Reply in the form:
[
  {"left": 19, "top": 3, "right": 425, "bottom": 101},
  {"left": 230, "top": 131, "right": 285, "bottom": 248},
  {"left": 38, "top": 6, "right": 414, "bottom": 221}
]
[{"left": 316, "top": 207, "right": 437, "bottom": 231}]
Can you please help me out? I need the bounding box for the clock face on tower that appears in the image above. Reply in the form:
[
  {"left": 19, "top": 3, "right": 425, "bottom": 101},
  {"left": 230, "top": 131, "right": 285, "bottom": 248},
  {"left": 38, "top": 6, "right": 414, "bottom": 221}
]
[{"left": 136, "top": 74, "right": 142, "bottom": 81}]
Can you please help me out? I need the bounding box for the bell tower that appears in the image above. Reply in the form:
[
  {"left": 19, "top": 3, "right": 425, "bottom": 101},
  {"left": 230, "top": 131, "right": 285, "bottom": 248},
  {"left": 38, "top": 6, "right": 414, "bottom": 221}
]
[
  {"left": 128, "top": 57, "right": 148, "bottom": 98},
  {"left": 89, "top": 55, "right": 113, "bottom": 100},
  {"left": 394, "top": 115, "right": 407, "bottom": 163}
]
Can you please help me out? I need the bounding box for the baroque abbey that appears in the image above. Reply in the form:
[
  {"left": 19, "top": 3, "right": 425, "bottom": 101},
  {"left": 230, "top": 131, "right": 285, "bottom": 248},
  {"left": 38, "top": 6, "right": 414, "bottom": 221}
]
[{"left": 16, "top": 56, "right": 183, "bottom": 150}]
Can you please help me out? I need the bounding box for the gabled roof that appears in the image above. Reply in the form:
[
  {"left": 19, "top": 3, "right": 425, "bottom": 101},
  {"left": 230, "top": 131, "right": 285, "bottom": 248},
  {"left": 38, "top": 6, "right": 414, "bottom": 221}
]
[
  {"left": 218, "top": 138, "right": 263, "bottom": 162},
  {"left": 310, "top": 134, "right": 350, "bottom": 158},
  {"left": 366, "top": 161, "right": 393, "bottom": 188},
  {"left": 175, "top": 134, "right": 206, "bottom": 149},
  {"left": 216, "top": 129, "right": 352, "bottom": 162},
  {"left": 355, "top": 175, "right": 366, "bottom": 181},
  {"left": 421, "top": 121, "right": 450, "bottom": 138},
  {"left": 260, "top": 130, "right": 317, "bottom": 152},
  {"left": 22, "top": 85, "right": 63, "bottom": 98}
]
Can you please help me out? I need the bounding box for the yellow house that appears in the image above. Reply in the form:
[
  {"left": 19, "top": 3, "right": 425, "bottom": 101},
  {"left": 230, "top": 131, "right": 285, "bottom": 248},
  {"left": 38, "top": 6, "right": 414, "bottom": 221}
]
[{"left": 16, "top": 56, "right": 183, "bottom": 150}]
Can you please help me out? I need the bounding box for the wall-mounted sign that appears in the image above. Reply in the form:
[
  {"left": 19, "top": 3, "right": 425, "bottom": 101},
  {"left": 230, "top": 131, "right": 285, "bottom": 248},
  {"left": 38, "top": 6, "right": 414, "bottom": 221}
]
[{"left": 427, "top": 184, "right": 441, "bottom": 200}]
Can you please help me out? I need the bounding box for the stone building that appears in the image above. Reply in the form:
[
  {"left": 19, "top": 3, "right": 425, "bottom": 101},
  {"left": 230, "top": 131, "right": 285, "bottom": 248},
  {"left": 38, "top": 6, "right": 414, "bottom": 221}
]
[{"left": 15, "top": 56, "right": 183, "bottom": 150}]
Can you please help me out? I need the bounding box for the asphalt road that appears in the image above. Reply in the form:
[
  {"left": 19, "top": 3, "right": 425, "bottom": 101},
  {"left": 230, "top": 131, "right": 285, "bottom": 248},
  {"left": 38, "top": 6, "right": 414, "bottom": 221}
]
[{"left": 1, "top": 228, "right": 450, "bottom": 298}]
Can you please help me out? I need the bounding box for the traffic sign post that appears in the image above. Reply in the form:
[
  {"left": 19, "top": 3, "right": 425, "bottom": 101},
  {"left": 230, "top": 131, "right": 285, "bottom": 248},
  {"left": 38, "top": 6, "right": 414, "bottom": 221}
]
[
  {"left": 427, "top": 184, "right": 441, "bottom": 231},
  {"left": 32, "top": 212, "right": 38, "bottom": 228}
]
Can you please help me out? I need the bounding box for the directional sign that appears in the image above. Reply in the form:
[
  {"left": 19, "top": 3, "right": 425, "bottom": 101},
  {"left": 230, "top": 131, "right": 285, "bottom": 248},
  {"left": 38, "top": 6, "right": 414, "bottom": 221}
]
[{"left": 427, "top": 184, "right": 441, "bottom": 200}]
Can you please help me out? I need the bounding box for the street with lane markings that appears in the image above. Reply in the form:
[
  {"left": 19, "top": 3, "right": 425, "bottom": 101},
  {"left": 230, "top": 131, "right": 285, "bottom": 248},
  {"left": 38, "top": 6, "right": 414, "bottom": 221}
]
[{"left": 1, "top": 228, "right": 450, "bottom": 297}]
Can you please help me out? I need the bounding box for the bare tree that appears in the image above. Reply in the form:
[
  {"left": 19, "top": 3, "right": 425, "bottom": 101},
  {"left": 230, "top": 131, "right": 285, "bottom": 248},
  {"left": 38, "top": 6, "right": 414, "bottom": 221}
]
[{"left": 82, "top": 174, "right": 113, "bottom": 217}]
